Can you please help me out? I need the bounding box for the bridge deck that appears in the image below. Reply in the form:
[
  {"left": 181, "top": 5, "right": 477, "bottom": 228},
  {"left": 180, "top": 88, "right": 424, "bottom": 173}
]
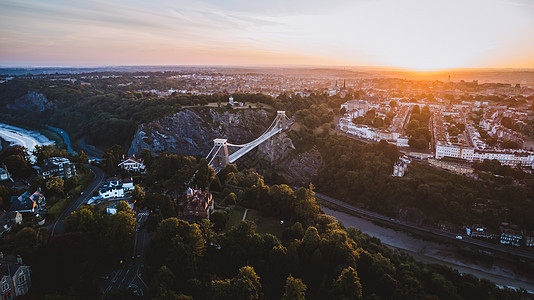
[{"left": 228, "top": 127, "right": 282, "bottom": 163}]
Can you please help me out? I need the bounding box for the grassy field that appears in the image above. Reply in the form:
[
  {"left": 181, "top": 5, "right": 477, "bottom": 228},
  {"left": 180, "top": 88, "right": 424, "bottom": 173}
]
[
  {"left": 226, "top": 205, "right": 246, "bottom": 229},
  {"left": 244, "top": 208, "right": 286, "bottom": 237},
  {"left": 226, "top": 205, "right": 286, "bottom": 237},
  {"left": 46, "top": 166, "right": 93, "bottom": 221},
  {"left": 48, "top": 197, "right": 71, "bottom": 220}
]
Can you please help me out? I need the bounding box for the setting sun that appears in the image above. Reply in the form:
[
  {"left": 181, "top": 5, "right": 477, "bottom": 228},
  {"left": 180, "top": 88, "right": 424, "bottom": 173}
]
[{"left": 1, "top": 0, "right": 533, "bottom": 69}]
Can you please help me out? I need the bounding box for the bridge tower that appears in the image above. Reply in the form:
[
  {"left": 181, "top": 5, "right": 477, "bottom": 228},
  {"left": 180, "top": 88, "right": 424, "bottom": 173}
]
[
  {"left": 213, "top": 138, "right": 230, "bottom": 168},
  {"left": 277, "top": 111, "right": 287, "bottom": 130}
]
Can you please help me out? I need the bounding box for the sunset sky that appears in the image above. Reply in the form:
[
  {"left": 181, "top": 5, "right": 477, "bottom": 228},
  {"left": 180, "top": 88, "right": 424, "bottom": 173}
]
[{"left": 1, "top": 0, "right": 533, "bottom": 70}]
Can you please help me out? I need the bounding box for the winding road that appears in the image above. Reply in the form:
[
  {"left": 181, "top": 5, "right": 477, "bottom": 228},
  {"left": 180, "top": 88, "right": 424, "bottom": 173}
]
[{"left": 49, "top": 164, "right": 106, "bottom": 237}]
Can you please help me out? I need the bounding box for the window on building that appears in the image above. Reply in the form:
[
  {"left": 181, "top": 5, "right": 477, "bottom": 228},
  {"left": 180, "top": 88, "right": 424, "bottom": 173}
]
[{"left": 2, "top": 284, "right": 9, "bottom": 292}]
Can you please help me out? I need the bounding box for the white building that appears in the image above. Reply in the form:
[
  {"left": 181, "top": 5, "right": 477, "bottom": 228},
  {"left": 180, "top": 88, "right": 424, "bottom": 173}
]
[
  {"left": 96, "top": 178, "right": 134, "bottom": 199},
  {"left": 393, "top": 156, "right": 411, "bottom": 177},
  {"left": 338, "top": 117, "right": 408, "bottom": 147},
  {"left": 118, "top": 155, "right": 146, "bottom": 173},
  {"left": 435, "top": 142, "right": 534, "bottom": 168},
  {"left": 0, "top": 167, "right": 9, "bottom": 181},
  {"left": 99, "top": 186, "right": 124, "bottom": 199}
]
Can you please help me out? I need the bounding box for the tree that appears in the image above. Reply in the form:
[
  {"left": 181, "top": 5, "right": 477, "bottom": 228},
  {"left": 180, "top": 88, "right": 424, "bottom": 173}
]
[
  {"left": 33, "top": 145, "right": 67, "bottom": 165},
  {"left": 230, "top": 266, "right": 263, "bottom": 300},
  {"left": 13, "top": 227, "right": 38, "bottom": 256},
  {"left": 74, "top": 150, "right": 89, "bottom": 164},
  {"left": 281, "top": 275, "right": 306, "bottom": 300},
  {"left": 372, "top": 117, "right": 384, "bottom": 128},
  {"left": 140, "top": 148, "right": 155, "bottom": 167},
  {"left": 194, "top": 158, "right": 216, "bottom": 189},
  {"left": 102, "top": 144, "right": 124, "bottom": 174},
  {"left": 332, "top": 267, "right": 362, "bottom": 300},
  {"left": 45, "top": 176, "right": 65, "bottom": 197},
  {"left": 501, "top": 140, "right": 520, "bottom": 149},
  {"left": 115, "top": 201, "right": 133, "bottom": 214},
  {"left": 102, "top": 205, "right": 136, "bottom": 260},
  {"left": 64, "top": 205, "right": 99, "bottom": 233},
  {"left": 0, "top": 146, "right": 32, "bottom": 178},
  {"left": 131, "top": 185, "right": 146, "bottom": 205},
  {"left": 406, "top": 120, "right": 420, "bottom": 133},
  {"left": 302, "top": 226, "right": 320, "bottom": 253},
  {"left": 210, "top": 210, "right": 228, "bottom": 231},
  {"left": 152, "top": 266, "right": 177, "bottom": 296},
  {"left": 30, "top": 232, "right": 99, "bottom": 296}
]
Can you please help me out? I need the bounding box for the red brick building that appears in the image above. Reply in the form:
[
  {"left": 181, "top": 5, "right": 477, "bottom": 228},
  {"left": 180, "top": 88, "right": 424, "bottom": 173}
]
[{"left": 180, "top": 187, "right": 214, "bottom": 221}]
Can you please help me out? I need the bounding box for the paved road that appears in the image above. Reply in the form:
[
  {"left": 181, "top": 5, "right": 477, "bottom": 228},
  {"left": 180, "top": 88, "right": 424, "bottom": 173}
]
[
  {"left": 49, "top": 164, "right": 106, "bottom": 237},
  {"left": 103, "top": 210, "right": 151, "bottom": 297},
  {"left": 315, "top": 191, "right": 534, "bottom": 261},
  {"left": 79, "top": 137, "right": 103, "bottom": 159}
]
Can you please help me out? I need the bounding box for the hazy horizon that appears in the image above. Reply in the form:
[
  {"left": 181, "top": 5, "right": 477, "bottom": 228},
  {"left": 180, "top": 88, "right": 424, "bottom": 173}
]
[{"left": 1, "top": 0, "right": 534, "bottom": 71}]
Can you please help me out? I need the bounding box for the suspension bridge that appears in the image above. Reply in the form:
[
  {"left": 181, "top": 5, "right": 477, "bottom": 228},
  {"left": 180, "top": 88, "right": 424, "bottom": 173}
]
[{"left": 206, "top": 111, "right": 290, "bottom": 173}]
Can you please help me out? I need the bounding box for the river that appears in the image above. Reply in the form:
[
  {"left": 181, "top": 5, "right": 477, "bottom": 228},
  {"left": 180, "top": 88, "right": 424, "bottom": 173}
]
[
  {"left": 0, "top": 123, "right": 55, "bottom": 161},
  {"left": 322, "top": 206, "right": 534, "bottom": 293}
]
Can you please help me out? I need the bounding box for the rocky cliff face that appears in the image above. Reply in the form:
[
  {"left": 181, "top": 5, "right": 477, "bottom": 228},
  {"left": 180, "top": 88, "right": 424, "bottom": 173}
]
[
  {"left": 12, "top": 92, "right": 50, "bottom": 112},
  {"left": 129, "top": 107, "right": 322, "bottom": 185},
  {"left": 129, "top": 108, "right": 272, "bottom": 156}
]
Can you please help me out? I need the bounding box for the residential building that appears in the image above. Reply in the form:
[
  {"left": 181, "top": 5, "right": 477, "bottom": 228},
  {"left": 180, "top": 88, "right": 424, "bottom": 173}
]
[
  {"left": 465, "top": 225, "right": 498, "bottom": 241},
  {"left": 500, "top": 229, "right": 523, "bottom": 247},
  {"left": 91, "top": 178, "right": 135, "bottom": 202},
  {"left": 341, "top": 100, "right": 369, "bottom": 115},
  {"left": 392, "top": 156, "right": 411, "bottom": 177},
  {"left": 435, "top": 142, "right": 534, "bottom": 168},
  {"left": 0, "top": 212, "right": 22, "bottom": 237},
  {"left": 36, "top": 157, "right": 76, "bottom": 179},
  {"left": 118, "top": 155, "right": 146, "bottom": 173},
  {"left": 9, "top": 190, "right": 45, "bottom": 213},
  {"left": 0, "top": 254, "right": 31, "bottom": 299},
  {"left": 179, "top": 188, "right": 214, "bottom": 221},
  {"left": 428, "top": 158, "right": 474, "bottom": 175},
  {"left": 0, "top": 168, "right": 10, "bottom": 181},
  {"left": 99, "top": 185, "right": 125, "bottom": 199}
]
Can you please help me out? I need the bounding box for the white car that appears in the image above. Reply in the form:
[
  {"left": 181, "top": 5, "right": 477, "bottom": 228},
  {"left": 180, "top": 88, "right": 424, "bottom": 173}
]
[{"left": 456, "top": 235, "right": 463, "bottom": 240}]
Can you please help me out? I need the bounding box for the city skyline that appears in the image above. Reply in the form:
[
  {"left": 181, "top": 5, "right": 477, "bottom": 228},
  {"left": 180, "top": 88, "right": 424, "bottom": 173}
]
[{"left": 1, "top": 0, "right": 534, "bottom": 70}]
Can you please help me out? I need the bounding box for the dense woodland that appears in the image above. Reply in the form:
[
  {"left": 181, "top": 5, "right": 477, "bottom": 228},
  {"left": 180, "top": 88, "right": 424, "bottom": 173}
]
[
  {"left": 406, "top": 105, "right": 432, "bottom": 150},
  {"left": 0, "top": 77, "right": 345, "bottom": 148},
  {"left": 2, "top": 76, "right": 533, "bottom": 230},
  {"left": 306, "top": 134, "right": 534, "bottom": 231},
  {"left": 25, "top": 156, "right": 527, "bottom": 299},
  {"left": 1, "top": 74, "right": 533, "bottom": 298}
]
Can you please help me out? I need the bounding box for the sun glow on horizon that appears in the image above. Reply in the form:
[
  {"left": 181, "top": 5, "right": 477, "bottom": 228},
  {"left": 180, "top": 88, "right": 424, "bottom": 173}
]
[{"left": 0, "top": 0, "right": 533, "bottom": 69}]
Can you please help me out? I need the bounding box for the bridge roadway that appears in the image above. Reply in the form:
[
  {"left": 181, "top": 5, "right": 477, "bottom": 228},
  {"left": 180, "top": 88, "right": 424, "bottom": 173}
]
[{"left": 228, "top": 126, "right": 282, "bottom": 163}]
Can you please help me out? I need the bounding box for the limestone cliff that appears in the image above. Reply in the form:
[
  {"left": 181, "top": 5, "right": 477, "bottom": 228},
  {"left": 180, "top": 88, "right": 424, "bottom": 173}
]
[
  {"left": 129, "top": 108, "right": 272, "bottom": 156},
  {"left": 12, "top": 92, "right": 50, "bottom": 112},
  {"left": 129, "top": 107, "right": 322, "bottom": 185}
]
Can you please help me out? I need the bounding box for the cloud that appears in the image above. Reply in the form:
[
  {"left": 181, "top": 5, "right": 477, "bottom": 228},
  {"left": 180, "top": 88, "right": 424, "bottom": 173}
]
[{"left": 0, "top": 0, "right": 533, "bottom": 68}]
